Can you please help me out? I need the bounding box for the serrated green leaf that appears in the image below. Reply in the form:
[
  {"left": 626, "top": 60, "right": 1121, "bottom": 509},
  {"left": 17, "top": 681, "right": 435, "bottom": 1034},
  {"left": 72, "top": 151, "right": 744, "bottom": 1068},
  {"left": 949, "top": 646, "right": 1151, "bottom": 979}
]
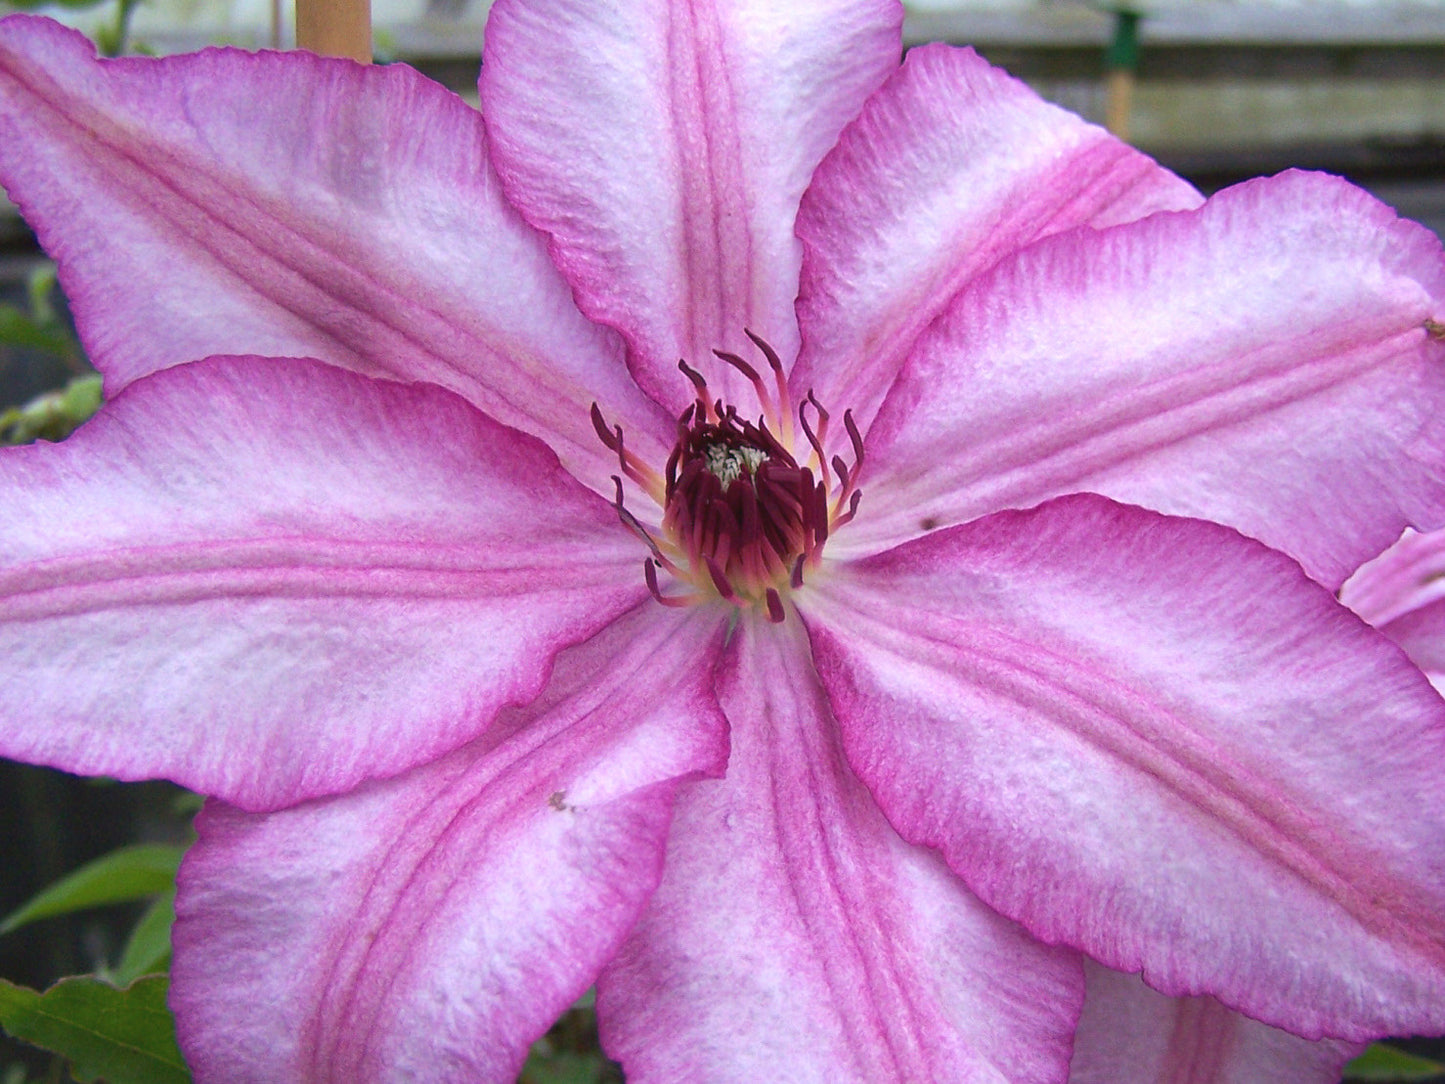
[
  {"left": 112, "top": 890, "right": 175, "bottom": 986},
  {"left": 0, "top": 976, "right": 189, "bottom": 1084},
  {"left": 0, "top": 844, "right": 185, "bottom": 935},
  {"left": 1346, "top": 1042, "right": 1445, "bottom": 1081}
]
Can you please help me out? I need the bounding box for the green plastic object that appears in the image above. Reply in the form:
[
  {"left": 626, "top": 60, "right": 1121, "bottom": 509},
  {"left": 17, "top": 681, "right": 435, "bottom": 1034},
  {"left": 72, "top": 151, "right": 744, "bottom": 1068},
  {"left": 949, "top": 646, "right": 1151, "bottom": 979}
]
[{"left": 1105, "top": 7, "right": 1141, "bottom": 72}]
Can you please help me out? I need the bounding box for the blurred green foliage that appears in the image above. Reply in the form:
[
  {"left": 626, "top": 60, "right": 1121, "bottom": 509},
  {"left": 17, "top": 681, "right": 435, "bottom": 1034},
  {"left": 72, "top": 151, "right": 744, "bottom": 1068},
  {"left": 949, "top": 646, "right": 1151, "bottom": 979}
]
[{"left": 1348, "top": 1044, "right": 1445, "bottom": 1082}]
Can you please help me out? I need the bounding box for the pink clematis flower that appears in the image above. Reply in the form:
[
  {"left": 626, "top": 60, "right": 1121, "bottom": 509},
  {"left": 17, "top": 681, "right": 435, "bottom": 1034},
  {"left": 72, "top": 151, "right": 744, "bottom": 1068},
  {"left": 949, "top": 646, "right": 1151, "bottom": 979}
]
[{"left": 3, "top": 0, "right": 1445, "bottom": 1079}]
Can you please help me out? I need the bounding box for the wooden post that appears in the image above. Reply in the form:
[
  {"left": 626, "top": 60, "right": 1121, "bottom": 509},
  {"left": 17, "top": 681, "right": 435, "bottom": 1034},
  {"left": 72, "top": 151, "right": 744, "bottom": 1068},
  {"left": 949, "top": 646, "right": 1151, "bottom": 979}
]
[
  {"left": 1104, "top": 7, "right": 1140, "bottom": 141},
  {"left": 296, "top": 0, "right": 371, "bottom": 62}
]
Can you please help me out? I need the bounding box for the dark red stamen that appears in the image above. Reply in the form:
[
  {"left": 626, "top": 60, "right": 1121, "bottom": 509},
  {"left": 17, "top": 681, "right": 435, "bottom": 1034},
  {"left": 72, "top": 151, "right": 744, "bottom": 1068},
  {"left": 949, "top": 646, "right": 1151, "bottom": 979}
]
[
  {"left": 591, "top": 403, "right": 616, "bottom": 449},
  {"left": 765, "top": 588, "right": 785, "bottom": 623},
  {"left": 798, "top": 391, "right": 830, "bottom": 491},
  {"left": 844, "top": 410, "right": 865, "bottom": 473},
  {"left": 704, "top": 556, "right": 736, "bottom": 600},
  {"left": 594, "top": 333, "right": 865, "bottom": 619},
  {"left": 645, "top": 558, "right": 696, "bottom": 607}
]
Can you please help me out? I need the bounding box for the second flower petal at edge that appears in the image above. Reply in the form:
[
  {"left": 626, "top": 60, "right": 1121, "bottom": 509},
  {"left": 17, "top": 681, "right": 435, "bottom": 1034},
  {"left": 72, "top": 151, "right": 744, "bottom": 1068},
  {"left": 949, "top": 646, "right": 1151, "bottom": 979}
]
[
  {"left": 802, "top": 493, "right": 1445, "bottom": 1041},
  {"left": 1069, "top": 961, "right": 1360, "bottom": 1084}
]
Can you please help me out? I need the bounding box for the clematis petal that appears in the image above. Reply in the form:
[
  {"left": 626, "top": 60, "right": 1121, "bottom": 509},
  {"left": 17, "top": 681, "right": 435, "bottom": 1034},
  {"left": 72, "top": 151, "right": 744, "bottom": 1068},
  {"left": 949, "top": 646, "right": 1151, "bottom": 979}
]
[
  {"left": 596, "top": 614, "right": 1081, "bottom": 1084},
  {"left": 848, "top": 171, "right": 1445, "bottom": 588},
  {"left": 1069, "top": 960, "right": 1360, "bottom": 1084},
  {"left": 793, "top": 42, "right": 1200, "bottom": 432},
  {"left": 171, "top": 604, "right": 729, "bottom": 1084},
  {"left": 804, "top": 493, "right": 1445, "bottom": 1041},
  {"left": 0, "top": 15, "right": 669, "bottom": 489},
  {"left": 479, "top": 0, "right": 901, "bottom": 412},
  {"left": 1342, "top": 527, "right": 1445, "bottom": 689},
  {"left": 0, "top": 356, "right": 645, "bottom": 811}
]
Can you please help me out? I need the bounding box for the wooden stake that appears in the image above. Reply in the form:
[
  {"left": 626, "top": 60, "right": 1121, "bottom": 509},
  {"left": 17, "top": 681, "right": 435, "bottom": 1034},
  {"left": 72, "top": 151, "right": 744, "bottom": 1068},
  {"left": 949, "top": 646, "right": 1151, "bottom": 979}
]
[
  {"left": 297, "top": 0, "right": 371, "bottom": 62},
  {"left": 1104, "top": 69, "right": 1135, "bottom": 141},
  {"left": 1103, "top": 7, "right": 1140, "bottom": 141}
]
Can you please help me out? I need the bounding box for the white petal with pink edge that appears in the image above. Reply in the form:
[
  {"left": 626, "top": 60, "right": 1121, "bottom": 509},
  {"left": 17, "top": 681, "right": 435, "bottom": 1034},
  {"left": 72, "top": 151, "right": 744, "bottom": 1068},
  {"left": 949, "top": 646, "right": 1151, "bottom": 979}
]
[
  {"left": 847, "top": 171, "right": 1445, "bottom": 588},
  {"left": 0, "top": 15, "right": 670, "bottom": 491},
  {"left": 1069, "top": 960, "right": 1360, "bottom": 1084},
  {"left": 804, "top": 493, "right": 1445, "bottom": 1041},
  {"left": 170, "top": 604, "right": 729, "bottom": 1084},
  {"left": 596, "top": 615, "right": 1081, "bottom": 1084},
  {"left": 479, "top": 0, "right": 901, "bottom": 414},
  {"left": 0, "top": 356, "right": 645, "bottom": 811},
  {"left": 1342, "top": 527, "right": 1445, "bottom": 689},
  {"left": 793, "top": 41, "right": 1200, "bottom": 433}
]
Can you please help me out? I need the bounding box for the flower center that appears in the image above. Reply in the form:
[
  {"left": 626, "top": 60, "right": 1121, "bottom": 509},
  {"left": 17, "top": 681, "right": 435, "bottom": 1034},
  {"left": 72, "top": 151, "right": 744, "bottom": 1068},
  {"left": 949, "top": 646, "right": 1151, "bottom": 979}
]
[
  {"left": 703, "top": 443, "right": 767, "bottom": 491},
  {"left": 592, "top": 331, "right": 862, "bottom": 622}
]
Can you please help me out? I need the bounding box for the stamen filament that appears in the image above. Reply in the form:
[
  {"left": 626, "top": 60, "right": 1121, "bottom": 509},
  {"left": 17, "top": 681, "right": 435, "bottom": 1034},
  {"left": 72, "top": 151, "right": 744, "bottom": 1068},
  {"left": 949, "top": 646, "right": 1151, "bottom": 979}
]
[
  {"left": 678, "top": 360, "right": 717, "bottom": 422},
  {"left": 798, "top": 392, "right": 832, "bottom": 493},
  {"left": 746, "top": 328, "right": 793, "bottom": 445},
  {"left": 714, "top": 348, "right": 776, "bottom": 422},
  {"left": 645, "top": 558, "right": 702, "bottom": 608}
]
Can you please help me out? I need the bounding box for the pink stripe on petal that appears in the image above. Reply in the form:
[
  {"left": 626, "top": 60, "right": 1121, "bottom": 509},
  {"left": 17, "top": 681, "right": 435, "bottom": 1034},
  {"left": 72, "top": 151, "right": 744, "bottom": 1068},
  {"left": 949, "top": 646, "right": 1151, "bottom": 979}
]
[
  {"left": 597, "top": 615, "right": 1080, "bottom": 1084},
  {"left": 804, "top": 494, "right": 1445, "bottom": 1041},
  {"left": 0, "top": 15, "right": 669, "bottom": 490},
  {"left": 850, "top": 171, "right": 1445, "bottom": 588},
  {"left": 171, "top": 604, "right": 729, "bottom": 1084},
  {"left": 1069, "top": 961, "right": 1360, "bottom": 1084},
  {"left": 794, "top": 42, "right": 1199, "bottom": 433},
  {"left": 480, "top": 0, "right": 901, "bottom": 413},
  {"left": 0, "top": 356, "right": 645, "bottom": 810}
]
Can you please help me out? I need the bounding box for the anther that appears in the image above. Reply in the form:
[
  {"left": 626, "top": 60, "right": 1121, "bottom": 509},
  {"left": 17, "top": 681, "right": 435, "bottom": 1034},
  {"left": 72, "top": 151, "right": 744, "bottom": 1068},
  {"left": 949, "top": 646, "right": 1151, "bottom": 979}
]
[
  {"left": 798, "top": 393, "right": 831, "bottom": 491},
  {"left": 833, "top": 489, "right": 863, "bottom": 528},
  {"left": 704, "top": 556, "right": 737, "bottom": 601},
  {"left": 678, "top": 359, "right": 716, "bottom": 421},
  {"left": 645, "top": 558, "right": 698, "bottom": 608},
  {"left": 714, "top": 348, "right": 776, "bottom": 422},
  {"left": 590, "top": 403, "right": 618, "bottom": 451},
  {"left": 844, "top": 410, "right": 864, "bottom": 472},
  {"left": 765, "top": 588, "right": 786, "bottom": 623},
  {"left": 745, "top": 328, "right": 792, "bottom": 442}
]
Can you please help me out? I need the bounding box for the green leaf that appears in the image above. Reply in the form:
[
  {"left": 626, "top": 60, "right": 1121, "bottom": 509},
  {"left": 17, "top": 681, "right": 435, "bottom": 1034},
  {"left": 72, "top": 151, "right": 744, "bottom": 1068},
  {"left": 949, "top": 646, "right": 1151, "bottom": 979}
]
[
  {"left": 1346, "top": 1042, "right": 1445, "bottom": 1081},
  {"left": 112, "top": 890, "right": 176, "bottom": 986},
  {"left": 0, "top": 374, "right": 104, "bottom": 446},
  {"left": 519, "top": 1050, "right": 611, "bottom": 1084},
  {"left": 0, "top": 304, "right": 78, "bottom": 361},
  {"left": 0, "top": 844, "right": 185, "bottom": 935},
  {"left": 0, "top": 976, "right": 190, "bottom": 1084},
  {"left": 25, "top": 262, "right": 58, "bottom": 323},
  {"left": 57, "top": 373, "right": 103, "bottom": 418}
]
